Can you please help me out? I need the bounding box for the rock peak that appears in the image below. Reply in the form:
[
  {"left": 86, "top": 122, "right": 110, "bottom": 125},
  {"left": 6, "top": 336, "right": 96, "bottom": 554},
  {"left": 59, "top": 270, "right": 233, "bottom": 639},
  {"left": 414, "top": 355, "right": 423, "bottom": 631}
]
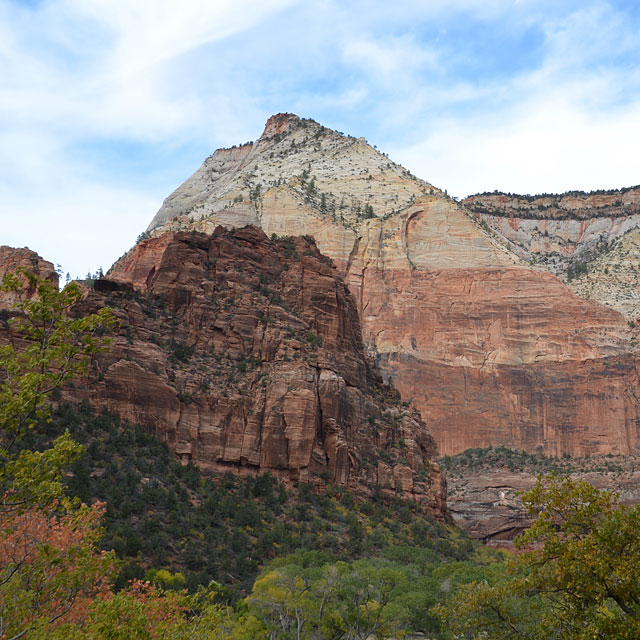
[
  {"left": 261, "top": 112, "right": 302, "bottom": 138},
  {"left": 146, "top": 114, "right": 440, "bottom": 236}
]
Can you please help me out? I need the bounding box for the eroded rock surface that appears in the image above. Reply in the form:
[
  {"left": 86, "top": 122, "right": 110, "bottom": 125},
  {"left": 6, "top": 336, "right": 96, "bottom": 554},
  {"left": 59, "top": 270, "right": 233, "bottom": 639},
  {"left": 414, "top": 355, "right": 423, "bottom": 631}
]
[
  {"left": 63, "top": 227, "right": 446, "bottom": 516},
  {"left": 444, "top": 451, "right": 640, "bottom": 543},
  {"left": 144, "top": 115, "right": 640, "bottom": 458}
]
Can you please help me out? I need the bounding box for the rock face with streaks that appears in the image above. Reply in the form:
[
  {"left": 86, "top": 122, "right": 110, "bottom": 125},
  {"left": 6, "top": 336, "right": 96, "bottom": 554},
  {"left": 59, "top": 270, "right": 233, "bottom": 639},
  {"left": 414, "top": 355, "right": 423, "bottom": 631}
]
[
  {"left": 145, "top": 114, "right": 640, "bottom": 457},
  {"left": 463, "top": 187, "right": 640, "bottom": 319},
  {"left": 59, "top": 227, "right": 445, "bottom": 516}
]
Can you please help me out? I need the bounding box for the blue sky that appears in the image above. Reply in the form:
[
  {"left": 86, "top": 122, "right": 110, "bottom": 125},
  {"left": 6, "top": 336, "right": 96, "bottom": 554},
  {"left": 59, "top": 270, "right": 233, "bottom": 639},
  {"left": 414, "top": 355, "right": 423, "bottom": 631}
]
[{"left": 1, "top": 0, "right": 640, "bottom": 279}]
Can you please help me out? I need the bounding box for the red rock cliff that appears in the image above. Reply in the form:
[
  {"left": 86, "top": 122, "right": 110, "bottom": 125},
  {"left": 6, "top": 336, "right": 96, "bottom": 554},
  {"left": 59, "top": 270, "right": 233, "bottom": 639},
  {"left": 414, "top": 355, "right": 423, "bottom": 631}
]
[{"left": 60, "top": 227, "right": 445, "bottom": 516}]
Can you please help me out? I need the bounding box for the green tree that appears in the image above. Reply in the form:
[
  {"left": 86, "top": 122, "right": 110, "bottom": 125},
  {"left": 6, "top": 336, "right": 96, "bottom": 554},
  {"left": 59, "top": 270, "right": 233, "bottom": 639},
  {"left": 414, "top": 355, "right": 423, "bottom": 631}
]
[
  {"left": 436, "top": 475, "right": 640, "bottom": 640},
  {"left": 0, "top": 270, "right": 238, "bottom": 640},
  {"left": 1, "top": 269, "right": 114, "bottom": 503},
  {"left": 0, "top": 270, "right": 117, "bottom": 638},
  {"left": 247, "top": 564, "right": 316, "bottom": 639},
  {"left": 245, "top": 558, "right": 410, "bottom": 640}
]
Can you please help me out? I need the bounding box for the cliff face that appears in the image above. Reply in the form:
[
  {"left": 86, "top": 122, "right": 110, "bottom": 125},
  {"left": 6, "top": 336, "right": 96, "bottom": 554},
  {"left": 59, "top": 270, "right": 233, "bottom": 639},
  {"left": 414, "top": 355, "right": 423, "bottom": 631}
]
[
  {"left": 144, "top": 115, "right": 640, "bottom": 457},
  {"left": 0, "top": 246, "right": 58, "bottom": 307},
  {"left": 63, "top": 227, "right": 445, "bottom": 516},
  {"left": 463, "top": 188, "right": 640, "bottom": 319},
  {"left": 341, "top": 198, "right": 640, "bottom": 457}
]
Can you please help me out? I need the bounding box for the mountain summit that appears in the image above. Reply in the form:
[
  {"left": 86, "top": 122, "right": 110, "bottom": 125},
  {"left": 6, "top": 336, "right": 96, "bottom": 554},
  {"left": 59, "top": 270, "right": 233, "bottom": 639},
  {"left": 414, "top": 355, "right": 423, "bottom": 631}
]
[
  {"left": 147, "top": 112, "right": 441, "bottom": 235},
  {"left": 138, "top": 115, "right": 640, "bottom": 459}
]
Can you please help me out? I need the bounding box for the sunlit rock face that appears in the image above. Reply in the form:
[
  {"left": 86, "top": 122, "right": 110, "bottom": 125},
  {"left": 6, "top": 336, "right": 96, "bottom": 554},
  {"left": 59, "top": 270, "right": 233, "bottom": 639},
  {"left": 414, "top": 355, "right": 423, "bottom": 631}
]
[
  {"left": 339, "top": 198, "right": 639, "bottom": 457},
  {"left": 143, "top": 114, "right": 640, "bottom": 458}
]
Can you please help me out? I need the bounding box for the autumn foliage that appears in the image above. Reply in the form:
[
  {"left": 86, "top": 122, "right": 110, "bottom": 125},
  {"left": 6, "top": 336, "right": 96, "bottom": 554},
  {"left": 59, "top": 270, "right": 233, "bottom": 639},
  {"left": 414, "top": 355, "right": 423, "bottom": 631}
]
[{"left": 0, "top": 501, "right": 115, "bottom": 638}]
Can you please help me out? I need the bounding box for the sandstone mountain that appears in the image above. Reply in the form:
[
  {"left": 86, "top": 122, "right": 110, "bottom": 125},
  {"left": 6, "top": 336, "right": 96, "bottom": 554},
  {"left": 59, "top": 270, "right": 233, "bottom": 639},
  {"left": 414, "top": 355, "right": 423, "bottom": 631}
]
[
  {"left": 463, "top": 187, "right": 640, "bottom": 319},
  {"left": 144, "top": 113, "right": 640, "bottom": 457},
  {"left": 0, "top": 233, "right": 446, "bottom": 518}
]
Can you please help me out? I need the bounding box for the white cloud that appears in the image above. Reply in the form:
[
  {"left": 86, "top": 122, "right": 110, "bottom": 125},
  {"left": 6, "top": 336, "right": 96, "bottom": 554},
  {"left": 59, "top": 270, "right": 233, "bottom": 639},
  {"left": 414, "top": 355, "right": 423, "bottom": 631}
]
[
  {"left": 390, "top": 2, "right": 640, "bottom": 196},
  {"left": 342, "top": 36, "right": 440, "bottom": 82},
  {"left": 397, "top": 96, "right": 640, "bottom": 197},
  {"left": 0, "top": 0, "right": 300, "bottom": 276},
  {"left": 0, "top": 0, "right": 299, "bottom": 141},
  {"left": 73, "top": 0, "right": 298, "bottom": 75},
  {"left": 1, "top": 0, "right": 640, "bottom": 278},
  {"left": 2, "top": 176, "right": 158, "bottom": 280}
]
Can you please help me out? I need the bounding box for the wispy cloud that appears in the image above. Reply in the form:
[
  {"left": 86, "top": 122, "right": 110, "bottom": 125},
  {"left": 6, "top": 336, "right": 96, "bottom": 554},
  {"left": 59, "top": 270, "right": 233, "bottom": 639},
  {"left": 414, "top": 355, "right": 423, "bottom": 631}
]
[{"left": 1, "top": 0, "right": 639, "bottom": 275}]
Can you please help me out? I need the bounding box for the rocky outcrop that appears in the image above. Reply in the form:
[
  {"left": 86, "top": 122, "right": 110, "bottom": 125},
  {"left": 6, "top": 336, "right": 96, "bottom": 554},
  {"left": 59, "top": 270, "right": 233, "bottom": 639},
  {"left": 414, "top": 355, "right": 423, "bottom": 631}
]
[
  {"left": 464, "top": 186, "right": 640, "bottom": 221},
  {"left": 463, "top": 188, "right": 640, "bottom": 318},
  {"left": 146, "top": 113, "right": 440, "bottom": 269},
  {"left": 0, "top": 246, "right": 58, "bottom": 308},
  {"left": 143, "top": 116, "right": 640, "bottom": 458},
  {"left": 445, "top": 451, "right": 640, "bottom": 543},
  {"left": 62, "top": 227, "right": 445, "bottom": 516}
]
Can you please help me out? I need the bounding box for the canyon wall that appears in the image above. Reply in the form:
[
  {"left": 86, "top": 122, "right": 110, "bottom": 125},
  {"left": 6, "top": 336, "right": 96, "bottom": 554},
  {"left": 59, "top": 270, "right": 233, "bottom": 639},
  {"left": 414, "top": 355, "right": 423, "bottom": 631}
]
[
  {"left": 143, "top": 115, "right": 640, "bottom": 457},
  {"left": 62, "top": 228, "right": 445, "bottom": 516}
]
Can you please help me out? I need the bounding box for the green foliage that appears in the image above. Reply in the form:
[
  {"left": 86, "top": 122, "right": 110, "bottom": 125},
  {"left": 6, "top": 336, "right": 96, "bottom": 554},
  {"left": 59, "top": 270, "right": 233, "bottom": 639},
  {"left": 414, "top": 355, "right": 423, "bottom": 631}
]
[
  {"left": 442, "top": 445, "right": 626, "bottom": 475},
  {"left": 245, "top": 551, "right": 505, "bottom": 638},
  {"left": 0, "top": 272, "right": 238, "bottom": 639},
  {"left": 438, "top": 476, "right": 640, "bottom": 639},
  {"left": 567, "top": 259, "right": 589, "bottom": 281},
  {"left": 305, "top": 331, "right": 323, "bottom": 348},
  {"left": 169, "top": 340, "right": 195, "bottom": 363},
  {"left": 0, "top": 269, "right": 115, "bottom": 486},
  {"left": 29, "top": 401, "right": 484, "bottom": 604},
  {"left": 36, "top": 582, "right": 237, "bottom": 640}
]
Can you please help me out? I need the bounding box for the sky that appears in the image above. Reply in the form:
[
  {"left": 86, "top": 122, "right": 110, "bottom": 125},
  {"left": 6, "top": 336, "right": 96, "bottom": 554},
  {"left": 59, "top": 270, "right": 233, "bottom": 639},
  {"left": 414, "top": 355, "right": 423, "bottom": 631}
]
[{"left": 1, "top": 0, "right": 640, "bottom": 280}]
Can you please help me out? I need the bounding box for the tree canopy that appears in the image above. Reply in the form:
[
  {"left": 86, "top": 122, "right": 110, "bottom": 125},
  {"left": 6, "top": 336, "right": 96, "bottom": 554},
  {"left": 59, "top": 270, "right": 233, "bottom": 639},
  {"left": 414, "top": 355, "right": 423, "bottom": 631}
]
[{"left": 436, "top": 475, "right": 640, "bottom": 640}]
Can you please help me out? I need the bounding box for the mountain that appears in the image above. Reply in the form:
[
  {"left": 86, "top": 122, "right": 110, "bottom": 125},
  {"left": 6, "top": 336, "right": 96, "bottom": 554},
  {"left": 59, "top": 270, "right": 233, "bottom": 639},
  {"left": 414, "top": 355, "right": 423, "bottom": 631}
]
[
  {"left": 0, "top": 230, "right": 445, "bottom": 516},
  {"left": 463, "top": 186, "right": 640, "bottom": 319},
  {"left": 143, "top": 113, "right": 640, "bottom": 458}
]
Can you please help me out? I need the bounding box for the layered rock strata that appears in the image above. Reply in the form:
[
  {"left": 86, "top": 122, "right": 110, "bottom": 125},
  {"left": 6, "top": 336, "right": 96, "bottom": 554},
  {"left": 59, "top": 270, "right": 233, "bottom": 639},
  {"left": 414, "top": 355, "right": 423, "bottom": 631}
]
[
  {"left": 145, "top": 114, "right": 640, "bottom": 457},
  {"left": 463, "top": 186, "right": 640, "bottom": 273},
  {"left": 58, "top": 227, "right": 445, "bottom": 516},
  {"left": 463, "top": 188, "right": 640, "bottom": 318},
  {"left": 341, "top": 198, "right": 639, "bottom": 456}
]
